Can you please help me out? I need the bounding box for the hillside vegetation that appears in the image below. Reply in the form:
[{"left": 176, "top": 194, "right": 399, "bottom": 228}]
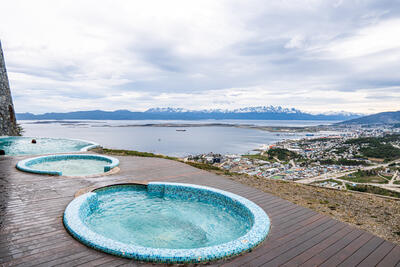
[
  {"left": 345, "top": 134, "right": 400, "bottom": 161},
  {"left": 243, "top": 148, "right": 301, "bottom": 162},
  {"left": 340, "top": 110, "right": 400, "bottom": 125}
]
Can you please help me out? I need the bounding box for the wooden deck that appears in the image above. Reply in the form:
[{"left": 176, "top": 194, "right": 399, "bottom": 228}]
[{"left": 0, "top": 154, "right": 399, "bottom": 266}]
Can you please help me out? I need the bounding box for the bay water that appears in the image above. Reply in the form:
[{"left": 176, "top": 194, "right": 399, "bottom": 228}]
[{"left": 19, "top": 120, "right": 337, "bottom": 157}]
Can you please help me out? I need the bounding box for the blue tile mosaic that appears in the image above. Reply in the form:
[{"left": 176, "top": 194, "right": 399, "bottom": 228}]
[
  {"left": 63, "top": 182, "right": 270, "bottom": 263},
  {"left": 16, "top": 154, "right": 119, "bottom": 176}
]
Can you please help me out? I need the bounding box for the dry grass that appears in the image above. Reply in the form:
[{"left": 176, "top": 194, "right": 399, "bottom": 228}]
[{"left": 223, "top": 173, "right": 400, "bottom": 245}]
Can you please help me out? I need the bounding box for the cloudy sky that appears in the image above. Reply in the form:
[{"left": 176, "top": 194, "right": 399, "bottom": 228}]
[{"left": 1, "top": 0, "right": 400, "bottom": 114}]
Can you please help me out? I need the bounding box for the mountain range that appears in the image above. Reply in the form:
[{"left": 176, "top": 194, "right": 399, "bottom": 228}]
[
  {"left": 338, "top": 111, "right": 400, "bottom": 125},
  {"left": 16, "top": 106, "right": 362, "bottom": 121}
]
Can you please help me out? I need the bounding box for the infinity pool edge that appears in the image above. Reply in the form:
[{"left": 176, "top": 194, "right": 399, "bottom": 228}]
[{"left": 0, "top": 136, "right": 100, "bottom": 156}]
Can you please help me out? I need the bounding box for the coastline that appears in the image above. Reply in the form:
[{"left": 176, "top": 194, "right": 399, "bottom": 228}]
[
  {"left": 25, "top": 120, "right": 330, "bottom": 132},
  {"left": 112, "top": 123, "right": 322, "bottom": 132}
]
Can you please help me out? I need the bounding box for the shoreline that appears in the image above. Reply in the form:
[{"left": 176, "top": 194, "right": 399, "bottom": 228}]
[
  {"left": 23, "top": 120, "right": 335, "bottom": 132},
  {"left": 112, "top": 123, "right": 322, "bottom": 132}
]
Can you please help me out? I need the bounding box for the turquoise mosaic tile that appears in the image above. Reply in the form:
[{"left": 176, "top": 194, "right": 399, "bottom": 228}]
[
  {"left": 16, "top": 154, "right": 119, "bottom": 176},
  {"left": 63, "top": 182, "right": 270, "bottom": 263}
]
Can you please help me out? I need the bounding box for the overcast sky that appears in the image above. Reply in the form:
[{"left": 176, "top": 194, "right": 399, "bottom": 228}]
[{"left": 1, "top": 0, "right": 400, "bottom": 114}]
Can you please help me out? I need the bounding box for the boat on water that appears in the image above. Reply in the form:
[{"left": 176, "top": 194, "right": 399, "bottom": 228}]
[{"left": 176, "top": 129, "right": 187, "bottom": 132}]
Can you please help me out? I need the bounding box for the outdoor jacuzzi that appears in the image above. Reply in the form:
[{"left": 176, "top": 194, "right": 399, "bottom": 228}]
[
  {"left": 0, "top": 136, "right": 98, "bottom": 156},
  {"left": 63, "top": 183, "right": 270, "bottom": 263},
  {"left": 16, "top": 154, "right": 119, "bottom": 177}
]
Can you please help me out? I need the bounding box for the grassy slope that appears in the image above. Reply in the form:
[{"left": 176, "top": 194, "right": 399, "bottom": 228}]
[{"left": 341, "top": 175, "right": 388, "bottom": 184}]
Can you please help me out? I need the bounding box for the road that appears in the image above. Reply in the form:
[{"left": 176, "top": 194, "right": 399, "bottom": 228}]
[
  {"left": 296, "top": 161, "right": 391, "bottom": 184},
  {"left": 296, "top": 159, "right": 400, "bottom": 184},
  {"left": 296, "top": 159, "right": 400, "bottom": 193}
]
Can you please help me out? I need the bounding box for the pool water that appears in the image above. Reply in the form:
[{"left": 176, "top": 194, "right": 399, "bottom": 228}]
[
  {"left": 85, "top": 186, "right": 252, "bottom": 249},
  {"left": 0, "top": 136, "right": 96, "bottom": 156},
  {"left": 31, "top": 159, "right": 107, "bottom": 176}
]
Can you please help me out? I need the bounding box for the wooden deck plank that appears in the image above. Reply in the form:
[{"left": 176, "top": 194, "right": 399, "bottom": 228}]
[
  {"left": 0, "top": 229, "right": 67, "bottom": 250},
  {"left": 299, "top": 228, "right": 365, "bottom": 266},
  {"left": 0, "top": 155, "right": 399, "bottom": 266},
  {"left": 319, "top": 232, "right": 374, "bottom": 266},
  {"left": 258, "top": 222, "right": 346, "bottom": 266},
  {"left": 243, "top": 219, "right": 339, "bottom": 266},
  {"left": 265, "top": 214, "right": 326, "bottom": 241},
  {"left": 357, "top": 241, "right": 396, "bottom": 267},
  {"left": 376, "top": 246, "right": 400, "bottom": 267},
  {"left": 222, "top": 215, "right": 332, "bottom": 266},
  {"left": 269, "top": 209, "right": 317, "bottom": 229},
  {"left": 41, "top": 251, "right": 108, "bottom": 267},
  {"left": 337, "top": 236, "right": 385, "bottom": 266},
  {"left": 0, "top": 225, "right": 65, "bottom": 245},
  {"left": 281, "top": 225, "right": 354, "bottom": 266},
  {"left": 95, "top": 259, "right": 133, "bottom": 267},
  {"left": 32, "top": 251, "right": 99, "bottom": 267},
  {"left": 0, "top": 235, "right": 73, "bottom": 260},
  {"left": 74, "top": 256, "right": 122, "bottom": 267},
  {"left": 3, "top": 240, "right": 85, "bottom": 266}
]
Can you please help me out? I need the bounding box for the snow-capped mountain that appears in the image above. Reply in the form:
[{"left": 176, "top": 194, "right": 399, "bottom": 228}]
[
  {"left": 231, "top": 106, "right": 301, "bottom": 114},
  {"left": 17, "top": 106, "right": 363, "bottom": 121},
  {"left": 318, "top": 110, "right": 363, "bottom": 117},
  {"left": 145, "top": 106, "right": 303, "bottom": 114},
  {"left": 145, "top": 106, "right": 339, "bottom": 115},
  {"left": 145, "top": 107, "right": 190, "bottom": 113}
]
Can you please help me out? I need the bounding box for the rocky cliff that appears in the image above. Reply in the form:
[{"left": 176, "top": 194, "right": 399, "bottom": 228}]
[{"left": 0, "top": 41, "right": 18, "bottom": 136}]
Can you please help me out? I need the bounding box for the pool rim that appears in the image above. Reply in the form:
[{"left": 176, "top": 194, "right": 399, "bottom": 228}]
[
  {"left": 0, "top": 136, "right": 100, "bottom": 156},
  {"left": 63, "top": 182, "right": 270, "bottom": 263},
  {"left": 16, "top": 154, "right": 119, "bottom": 176}
]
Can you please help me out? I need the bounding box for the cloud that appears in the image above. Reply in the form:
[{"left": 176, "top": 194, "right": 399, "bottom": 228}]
[
  {"left": 285, "top": 35, "right": 306, "bottom": 49},
  {"left": 0, "top": 0, "right": 399, "bottom": 114},
  {"left": 321, "top": 19, "right": 400, "bottom": 59}
]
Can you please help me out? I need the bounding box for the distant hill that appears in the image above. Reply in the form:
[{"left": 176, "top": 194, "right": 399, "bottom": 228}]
[
  {"left": 16, "top": 106, "right": 362, "bottom": 121},
  {"left": 339, "top": 111, "right": 400, "bottom": 125}
]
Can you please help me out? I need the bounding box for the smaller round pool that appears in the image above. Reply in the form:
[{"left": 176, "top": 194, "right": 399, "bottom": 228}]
[
  {"left": 64, "top": 183, "right": 270, "bottom": 263},
  {"left": 16, "top": 154, "right": 119, "bottom": 177}
]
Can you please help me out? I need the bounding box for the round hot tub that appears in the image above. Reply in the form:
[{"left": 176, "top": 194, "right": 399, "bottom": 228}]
[
  {"left": 0, "top": 136, "right": 98, "bottom": 156},
  {"left": 16, "top": 154, "right": 119, "bottom": 177},
  {"left": 63, "top": 183, "right": 270, "bottom": 263}
]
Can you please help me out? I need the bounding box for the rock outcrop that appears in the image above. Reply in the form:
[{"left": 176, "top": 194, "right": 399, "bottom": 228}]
[{"left": 0, "top": 41, "right": 18, "bottom": 136}]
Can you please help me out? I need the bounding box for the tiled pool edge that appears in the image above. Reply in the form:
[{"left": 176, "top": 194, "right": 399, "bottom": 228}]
[
  {"left": 63, "top": 182, "right": 270, "bottom": 264},
  {"left": 73, "top": 138, "right": 100, "bottom": 152},
  {"left": 16, "top": 154, "right": 119, "bottom": 176}
]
